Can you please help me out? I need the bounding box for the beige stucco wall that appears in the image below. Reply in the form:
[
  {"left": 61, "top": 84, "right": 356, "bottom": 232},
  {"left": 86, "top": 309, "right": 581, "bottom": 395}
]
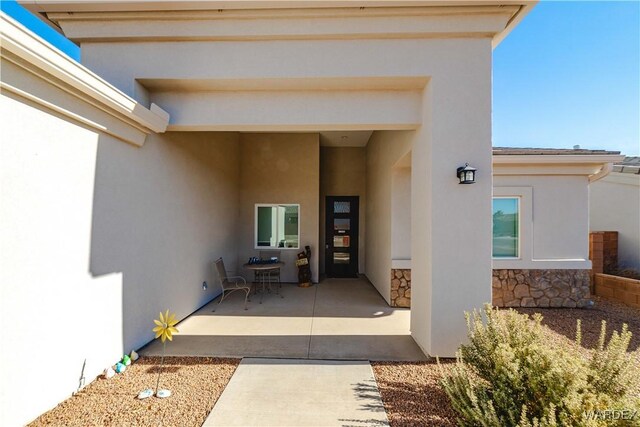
[
  {"left": 320, "top": 147, "right": 366, "bottom": 275},
  {"left": 493, "top": 175, "right": 591, "bottom": 270},
  {"left": 365, "top": 131, "right": 414, "bottom": 303},
  {"left": 1, "top": 61, "right": 240, "bottom": 425},
  {"left": 590, "top": 173, "right": 640, "bottom": 271},
  {"left": 50, "top": 11, "right": 502, "bottom": 357},
  {"left": 238, "top": 133, "right": 320, "bottom": 283},
  {"left": 1, "top": 90, "right": 124, "bottom": 427},
  {"left": 91, "top": 130, "right": 241, "bottom": 352},
  {"left": 391, "top": 166, "right": 412, "bottom": 261}
]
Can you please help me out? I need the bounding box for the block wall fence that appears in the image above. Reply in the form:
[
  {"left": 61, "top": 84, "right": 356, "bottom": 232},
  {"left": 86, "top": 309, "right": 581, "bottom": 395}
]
[{"left": 594, "top": 274, "right": 640, "bottom": 308}]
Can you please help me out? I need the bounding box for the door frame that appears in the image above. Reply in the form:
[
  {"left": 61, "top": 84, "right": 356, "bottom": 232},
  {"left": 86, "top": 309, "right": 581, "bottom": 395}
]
[{"left": 325, "top": 195, "right": 359, "bottom": 278}]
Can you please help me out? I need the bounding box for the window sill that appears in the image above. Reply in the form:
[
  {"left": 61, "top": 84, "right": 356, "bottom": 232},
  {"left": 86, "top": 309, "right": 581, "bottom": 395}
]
[{"left": 254, "top": 247, "right": 300, "bottom": 251}]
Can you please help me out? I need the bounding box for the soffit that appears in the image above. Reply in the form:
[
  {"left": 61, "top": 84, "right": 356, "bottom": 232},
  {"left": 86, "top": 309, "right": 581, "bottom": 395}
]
[
  {"left": 138, "top": 77, "right": 429, "bottom": 92},
  {"left": 320, "top": 131, "right": 373, "bottom": 147}
]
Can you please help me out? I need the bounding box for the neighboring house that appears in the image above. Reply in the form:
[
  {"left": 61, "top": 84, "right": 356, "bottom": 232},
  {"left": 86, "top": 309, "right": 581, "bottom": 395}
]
[
  {"left": 491, "top": 148, "right": 623, "bottom": 308},
  {"left": 0, "top": 2, "right": 624, "bottom": 425},
  {"left": 589, "top": 157, "right": 640, "bottom": 271}
]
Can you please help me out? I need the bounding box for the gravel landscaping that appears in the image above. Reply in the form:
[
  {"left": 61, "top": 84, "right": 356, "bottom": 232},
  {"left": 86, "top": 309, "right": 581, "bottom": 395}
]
[
  {"left": 28, "top": 357, "right": 239, "bottom": 427},
  {"left": 373, "top": 297, "right": 640, "bottom": 427},
  {"left": 26, "top": 298, "right": 640, "bottom": 427},
  {"left": 372, "top": 360, "right": 457, "bottom": 427},
  {"left": 516, "top": 296, "right": 640, "bottom": 352}
]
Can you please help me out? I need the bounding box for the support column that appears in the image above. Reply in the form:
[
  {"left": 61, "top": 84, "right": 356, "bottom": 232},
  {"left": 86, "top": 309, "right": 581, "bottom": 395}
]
[{"left": 410, "top": 48, "right": 493, "bottom": 357}]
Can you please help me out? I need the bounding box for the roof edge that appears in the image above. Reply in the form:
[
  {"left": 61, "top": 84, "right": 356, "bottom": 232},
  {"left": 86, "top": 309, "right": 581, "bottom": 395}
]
[
  {"left": 19, "top": 1, "right": 535, "bottom": 45},
  {"left": 0, "top": 12, "right": 169, "bottom": 143},
  {"left": 492, "top": 154, "right": 626, "bottom": 164}
]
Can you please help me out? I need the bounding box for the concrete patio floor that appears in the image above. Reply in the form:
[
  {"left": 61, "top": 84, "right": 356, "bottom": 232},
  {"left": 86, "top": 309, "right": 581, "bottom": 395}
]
[{"left": 141, "top": 277, "right": 427, "bottom": 360}]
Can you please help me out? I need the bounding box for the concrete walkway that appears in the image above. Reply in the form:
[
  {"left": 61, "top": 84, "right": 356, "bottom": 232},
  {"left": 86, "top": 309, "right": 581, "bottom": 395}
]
[
  {"left": 203, "top": 358, "right": 389, "bottom": 427},
  {"left": 141, "top": 278, "right": 426, "bottom": 360}
]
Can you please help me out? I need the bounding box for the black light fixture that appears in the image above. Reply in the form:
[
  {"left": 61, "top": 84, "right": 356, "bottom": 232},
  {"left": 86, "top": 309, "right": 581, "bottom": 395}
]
[{"left": 457, "top": 163, "right": 477, "bottom": 184}]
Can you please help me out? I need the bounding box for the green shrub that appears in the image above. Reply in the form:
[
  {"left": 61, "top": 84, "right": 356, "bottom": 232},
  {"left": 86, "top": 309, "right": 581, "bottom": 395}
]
[{"left": 439, "top": 305, "right": 640, "bottom": 427}]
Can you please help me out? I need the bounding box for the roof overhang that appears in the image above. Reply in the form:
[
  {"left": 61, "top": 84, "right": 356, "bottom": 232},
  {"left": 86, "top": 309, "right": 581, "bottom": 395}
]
[
  {"left": 1, "top": 12, "right": 169, "bottom": 146},
  {"left": 492, "top": 154, "right": 626, "bottom": 181},
  {"left": 19, "top": 1, "right": 536, "bottom": 47}
]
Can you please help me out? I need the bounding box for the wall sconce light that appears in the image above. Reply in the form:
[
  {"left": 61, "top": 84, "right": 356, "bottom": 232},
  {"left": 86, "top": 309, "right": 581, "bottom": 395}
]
[{"left": 457, "top": 163, "right": 477, "bottom": 184}]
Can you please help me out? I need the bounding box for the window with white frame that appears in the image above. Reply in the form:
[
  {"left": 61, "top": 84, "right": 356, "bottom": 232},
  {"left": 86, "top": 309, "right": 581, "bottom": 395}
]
[
  {"left": 492, "top": 197, "right": 519, "bottom": 258},
  {"left": 255, "top": 204, "right": 300, "bottom": 249}
]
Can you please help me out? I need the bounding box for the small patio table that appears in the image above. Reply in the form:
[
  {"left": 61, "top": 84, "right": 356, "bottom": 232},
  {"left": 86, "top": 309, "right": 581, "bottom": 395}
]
[{"left": 243, "top": 262, "right": 285, "bottom": 303}]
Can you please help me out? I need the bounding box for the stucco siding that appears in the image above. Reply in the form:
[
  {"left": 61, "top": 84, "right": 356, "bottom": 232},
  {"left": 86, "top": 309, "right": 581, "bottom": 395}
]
[
  {"left": 1, "top": 92, "right": 124, "bottom": 427},
  {"left": 391, "top": 166, "right": 411, "bottom": 261},
  {"left": 365, "top": 131, "right": 413, "bottom": 303},
  {"left": 590, "top": 174, "right": 640, "bottom": 271},
  {"left": 238, "top": 133, "right": 320, "bottom": 283},
  {"left": 1, "top": 87, "right": 240, "bottom": 425},
  {"left": 90, "top": 131, "right": 241, "bottom": 353},
  {"left": 493, "top": 175, "right": 590, "bottom": 268}
]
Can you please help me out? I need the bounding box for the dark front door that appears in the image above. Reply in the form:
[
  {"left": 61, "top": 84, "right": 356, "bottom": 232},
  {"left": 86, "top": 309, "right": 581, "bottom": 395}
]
[{"left": 325, "top": 196, "right": 359, "bottom": 278}]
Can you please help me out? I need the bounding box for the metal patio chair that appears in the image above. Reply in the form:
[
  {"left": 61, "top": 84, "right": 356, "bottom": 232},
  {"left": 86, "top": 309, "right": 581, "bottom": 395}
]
[{"left": 214, "top": 258, "right": 251, "bottom": 310}]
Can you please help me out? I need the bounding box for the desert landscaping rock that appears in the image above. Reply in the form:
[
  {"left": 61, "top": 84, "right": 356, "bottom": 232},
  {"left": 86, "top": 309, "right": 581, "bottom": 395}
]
[
  {"left": 372, "top": 361, "right": 457, "bottom": 427},
  {"left": 28, "top": 357, "right": 239, "bottom": 427},
  {"left": 374, "top": 297, "right": 640, "bottom": 426},
  {"left": 25, "top": 298, "right": 639, "bottom": 427}
]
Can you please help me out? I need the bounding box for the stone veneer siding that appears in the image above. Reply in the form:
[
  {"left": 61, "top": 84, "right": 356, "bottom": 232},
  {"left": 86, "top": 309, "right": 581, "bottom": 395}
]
[
  {"left": 390, "top": 269, "right": 411, "bottom": 307},
  {"left": 492, "top": 269, "right": 591, "bottom": 308},
  {"left": 388, "top": 268, "right": 590, "bottom": 309}
]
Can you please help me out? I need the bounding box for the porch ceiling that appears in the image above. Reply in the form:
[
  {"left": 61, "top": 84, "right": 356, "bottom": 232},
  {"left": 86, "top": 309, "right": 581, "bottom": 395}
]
[
  {"left": 319, "top": 131, "right": 373, "bottom": 148},
  {"left": 137, "top": 76, "right": 429, "bottom": 92}
]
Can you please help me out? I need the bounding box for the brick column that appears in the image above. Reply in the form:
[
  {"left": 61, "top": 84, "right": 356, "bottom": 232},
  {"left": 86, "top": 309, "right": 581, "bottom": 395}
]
[
  {"left": 603, "top": 231, "right": 618, "bottom": 273},
  {"left": 589, "top": 232, "right": 604, "bottom": 275}
]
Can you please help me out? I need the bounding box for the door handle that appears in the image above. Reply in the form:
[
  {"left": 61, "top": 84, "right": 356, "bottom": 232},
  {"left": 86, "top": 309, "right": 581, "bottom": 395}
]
[{"left": 325, "top": 245, "right": 329, "bottom": 249}]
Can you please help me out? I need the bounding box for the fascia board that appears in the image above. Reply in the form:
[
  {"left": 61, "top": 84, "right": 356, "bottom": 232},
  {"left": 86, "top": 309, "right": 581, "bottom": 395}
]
[
  {"left": 19, "top": 1, "right": 534, "bottom": 13},
  {"left": 492, "top": 1, "right": 537, "bottom": 48},
  {"left": 492, "top": 154, "right": 626, "bottom": 165},
  {"left": 21, "top": 1, "right": 530, "bottom": 43}
]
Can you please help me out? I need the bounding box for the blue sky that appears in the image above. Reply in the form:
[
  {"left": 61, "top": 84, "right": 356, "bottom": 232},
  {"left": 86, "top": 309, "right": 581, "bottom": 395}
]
[
  {"left": 494, "top": 1, "right": 639, "bottom": 155},
  {"left": 2, "top": 1, "right": 639, "bottom": 155}
]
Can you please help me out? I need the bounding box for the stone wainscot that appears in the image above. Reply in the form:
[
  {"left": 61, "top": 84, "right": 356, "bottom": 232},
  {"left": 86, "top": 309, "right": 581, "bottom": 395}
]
[
  {"left": 492, "top": 269, "right": 591, "bottom": 308},
  {"left": 389, "top": 268, "right": 590, "bottom": 309},
  {"left": 391, "top": 269, "right": 411, "bottom": 307}
]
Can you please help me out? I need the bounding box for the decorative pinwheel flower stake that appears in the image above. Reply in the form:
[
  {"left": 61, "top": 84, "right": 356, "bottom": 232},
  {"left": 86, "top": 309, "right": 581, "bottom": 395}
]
[{"left": 152, "top": 310, "right": 179, "bottom": 398}]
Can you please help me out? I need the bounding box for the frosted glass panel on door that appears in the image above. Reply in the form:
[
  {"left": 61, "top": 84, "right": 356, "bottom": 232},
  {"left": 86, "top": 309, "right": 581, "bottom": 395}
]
[
  {"left": 333, "top": 236, "right": 350, "bottom": 248},
  {"left": 334, "top": 218, "right": 350, "bottom": 231},
  {"left": 333, "top": 253, "right": 350, "bottom": 264},
  {"left": 334, "top": 201, "right": 351, "bottom": 214}
]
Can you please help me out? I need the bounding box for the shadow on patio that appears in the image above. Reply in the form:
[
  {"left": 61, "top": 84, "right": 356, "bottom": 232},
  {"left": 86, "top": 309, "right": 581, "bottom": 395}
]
[{"left": 140, "top": 277, "right": 427, "bottom": 361}]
